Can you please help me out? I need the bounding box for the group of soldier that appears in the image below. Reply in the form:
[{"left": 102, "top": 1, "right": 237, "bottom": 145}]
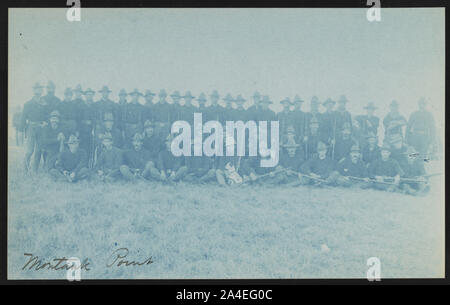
[{"left": 14, "top": 80, "right": 438, "bottom": 195}]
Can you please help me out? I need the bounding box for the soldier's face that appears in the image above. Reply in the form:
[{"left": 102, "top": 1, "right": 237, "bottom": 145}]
[
  {"left": 287, "top": 147, "right": 296, "bottom": 157},
  {"left": 145, "top": 127, "right": 154, "bottom": 137},
  {"left": 68, "top": 142, "right": 79, "bottom": 152},
  {"left": 342, "top": 130, "right": 351, "bottom": 138},
  {"left": 64, "top": 93, "right": 73, "bottom": 101},
  {"left": 33, "top": 87, "right": 43, "bottom": 97},
  {"left": 381, "top": 150, "right": 390, "bottom": 160},
  {"left": 318, "top": 149, "right": 327, "bottom": 159},
  {"left": 103, "top": 140, "right": 113, "bottom": 150},
  {"left": 104, "top": 121, "right": 113, "bottom": 130},
  {"left": 50, "top": 118, "right": 59, "bottom": 128},
  {"left": 133, "top": 141, "right": 143, "bottom": 151},
  {"left": 350, "top": 151, "right": 360, "bottom": 163}
]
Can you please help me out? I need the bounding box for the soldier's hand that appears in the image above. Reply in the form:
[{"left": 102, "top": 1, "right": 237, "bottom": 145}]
[
  {"left": 250, "top": 173, "right": 257, "bottom": 181},
  {"left": 393, "top": 175, "right": 400, "bottom": 184},
  {"left": 375, "top": 176, "right": 383, "bottom": 182},
  {"left": 160, "top": 172, "right": 167, "bottom": 180},
  {"left": 63, "top": 170, "right": 69, "bottom": 176},
  {"left": 97, "top": 170, "right": 104, "bottom": 176},
  {"left": 70, "top": 172, "right": 75, "bottom": 179}
]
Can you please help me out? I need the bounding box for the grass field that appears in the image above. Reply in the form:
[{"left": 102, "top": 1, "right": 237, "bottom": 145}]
[{"left": 7, "top": 145, "right": 445, "bottom": 279}]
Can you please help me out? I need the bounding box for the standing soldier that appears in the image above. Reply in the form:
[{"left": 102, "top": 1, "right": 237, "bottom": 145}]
[
  {"left": 355, "top": 102, "right": 379, "bottom": 139},
  {"left": 406, "top": 97, "right": 436, "bottom": 157},
  {"left": 247, "top": 91, "right": 261, "bottom": 122},
  {"left": 43, "top": 81, "right": 62, "bottom": 112},
  {"left": 120, "top": 133, "right": 160, "bottom": 182},
  {"left": 40, "top": 110, "right": 66, "bottom": 171},
  {"left": 50, "top": 135, "right": 90, "bottom": 183},
  {"left": 12, "top": 105, "right": 24, "bottom": 146},
  {"left": 154, "top": 89, "right": 171, "bottom": 128},
  {"left": 22, "top": 82, "right": 51, "bottom": 173},
  {"left": 234, "top": 94, "right": 247, "bottom": 122},
  {"left": 361, "top": 132, "right": 380, "bottom": 165},
  {"left": 292, "top": 95, "right": 306, "bottom": 141},
  {"left": 95, "top": 134, "right": 124, "bottom": 182},
  {"left": 383, "top": 100, "right": 407, "bottom": 142},
  {"left": 118, "top": 89, "right": 128, "bottom": 106},
  {"left": 277, "top": 98, "right": 294, "bottom": 135},
  {"left": 368, "top": 143, "right": 404, "bottom": 191},
  {"left": 257, "top": 95, "right": 276, "bottom": 121},
  {"left": 320, "top": 98, "right": 337, "bottom": 146},
  {"left": 299, "top": 141, "right": 338, "bottom": 186},
  {"left": 206, "top": 90, "right": 221, "bottom": 122},
  {"left": 170, "top": 90, "right": 183, "bottom": 122},
  {"left": 94, "top": 86, "right": 119, "bottom": 132},
  {"left": 335, "top": 95, "right": 352, "bottom": 133},
  {"left": 277, "top": 136, "right": 305, "bottom": 185},
  {"left": 222, "top": 93, "right": 236, "bottom": 122},
  {"left": 335, "top": 144, "right": 370, "bottom": 188},
  {"left": 143, "top": 90, "right": 156, "bottom": 122},
  {"left": 95, "top": 111, "right": 124, "bottom": 156},
  {"left": 197, "top": 93, "right": 208, "bottom": 117},
  {"left": 79, "top": 88, "right": 96, "bottom": 167},
  {"left": 60, "top": 87, "right": 82, "bottom": 135},
  {"left": 122, "top": 89, "right": 144, "bottom": 147},
  {"left": 388, "top": 133, "right": 407, "bottom": 163},
  {"left": 182, "top": 91, "right": 196, "bottom": 125}
]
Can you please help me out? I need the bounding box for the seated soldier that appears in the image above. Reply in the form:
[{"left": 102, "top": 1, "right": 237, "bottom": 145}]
[
  {"left": 120, "top": 133, "right": 159, "bottom": 182},
  {"left": 299, "top": 141, "right": 338, "bottom": 185},
  {"left": 333, "top": 122, "right": 355, "bottom": 162},
  {"left": 240, "top": 146, "right": 284, "bottom": 186},
  {"left": 40, "top": 110, "right": 66, "bottom": 171},
  {"left": 214, "top": 135, "right": 244, "bottom": 185},
  {"left": 367, "top": 143, "right": 404, "bottom": 191},
  {"left": 303, "top": 116, "right": 327, "bottom": 160},
  {"left": 398, "top": 145, "right": 429, "bottom": 195},
  {"left": 276, "top": 136, "right": 305, "bottom": 185},
  {"left": 95, "top": 111, "right": 124, "bottom": 154},
  {"left": 388, "top": 133, "right": 407, "bottom": 163},
  {"left": 142, "top": 120, "right": 164, "bottom": 159},
  {"left": 49, "top": 135, "right": 89, "bottom": 182},
  {"left": 336, "top": 144, "right": 370, "bottom": 188},
  {"left": 184, "top": 143, "right": 216, "bottom": 183},
  {"left": 361, "top": 132, "right": 380, "bottom": 165},
  {"left": 151, "top": 134, "right": 188, "bottom": 183},
  {"left": 95, "top": 134, "right": 124, "bottom": 182}
]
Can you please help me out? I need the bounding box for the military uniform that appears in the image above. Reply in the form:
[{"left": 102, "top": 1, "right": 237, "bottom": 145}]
[
  {"left": 367, "top": 145, "right": 404, "bottom": 191},
  {"left": 50, "top": 135, "right": 89, "bottom": 182},
  {"left": 40, "top": 111, "right": 66, "bottom": 171},
  {"left": 406, "top": 99, "right": 436, "bottom": 156},
  {"left": 12, "top": 108, "right": 24, "bottom": 146},
  {"left": 42, "top": 81, "right": 62, "bottom": 112},
  {"left": 320, "top": 100, "right": 337, "bottom": 143},
  {"left": 398, "top": 146, "right": 428, "bottom": 195},
  {"left": 60, "top": 88, "right": 83, "bottom": 134},
  {"left": 300, "top": 141, "right": 338, "bottom": 185},
  {"left": 355, "top": 102, "right": 379, "bottom": 145},
  {"left": 95, "top": 140, "right": 124, "bottom": 182},
  {"left": 94, "top": 86, "right": 120, "bottom": 131},
  {"left": 78, "top": 88, "right": 96, "bottom": 166},
  {"left": 184, "top": 154, "right": 216, "bottom": 183},
  {"left": 291, "top": 95, "right": 306, "bottom": 141},
  {"left": 334, "top": 96, "right": 352, "bottom": 133},
  {"left": 335, "top": 145, "right": 369, "bottom": 188},
  {"left": 361, "top": 143, "right": 380, "bottom": 165},
  {"left": 383, "top": 101, "right": 407, "bottom": 140},
  {"left": 155, "top": 149, "right": 187, "bottom": 182},
  {"left": 121, "top": 89, "right": 144, "bottom": 147}
]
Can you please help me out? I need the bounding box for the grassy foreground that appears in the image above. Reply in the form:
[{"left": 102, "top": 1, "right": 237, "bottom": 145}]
[{"left": 7, "top": 145, "right": 445, "bottom": 279}]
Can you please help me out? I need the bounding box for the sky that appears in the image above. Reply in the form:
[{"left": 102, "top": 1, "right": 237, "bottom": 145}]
[{"left": 8, "top": 8, "right": 445, "bottom": 137}]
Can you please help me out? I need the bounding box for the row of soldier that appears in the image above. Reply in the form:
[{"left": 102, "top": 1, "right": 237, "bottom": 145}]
[{"left": 16, "top": 81, "right": 437, "bottom": 195}]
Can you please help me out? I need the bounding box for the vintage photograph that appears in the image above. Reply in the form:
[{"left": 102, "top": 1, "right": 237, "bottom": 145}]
[{"left": 7, "top": 8, "right": 445, "bottom": 280}]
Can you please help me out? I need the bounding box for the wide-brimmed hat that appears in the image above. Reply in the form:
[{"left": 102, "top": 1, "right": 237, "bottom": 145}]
[
  {"left": 33, "top": 82, "right": 44, "bottom": 89},
  {"left": 223, "top": 94, "right": 234, "bottom": 103},
  {"left": 184, "top": 91, "right": 195, "bottom": 100},
  {"left": 144, "top": 90, "right": 156, "bottom": 97},
  {"left": 235, "top": 95, "right": 246, "bottom": 104},
  {"left": 260, "top": 95, "right": 273, "bottom": 104},
  {"left": 170, "top": 91, "right": 182, "bottom": 99},
  {"left": 103, "top": 112, "right": 114, "bottom": 122},
  {"left": 197, "top": 92, "right": 207, "bottom": 103},
  {"left": 280, "top": 98, "right": 292, "bottom": 106},
  {"left": 364, "top": 102, "right": 377, "bottom": 110},
  {"left": 210, "top": 90, "right": 220, "bottom": 99},
  {"left": 293, "top": 95, "right": 304, "bottom": 104},
  {"left": 129, "top": 89, "right": 143, "bottom": 96},
  {"left": 66, "top": 134, "right": 80, "bottom": 144},
  {"left": 46, "top": 81, "right": 56, "bottom": 89},
  {"left": 49, "top": 110, "right": 61, "bottom": 118},
  {"left": 282, "top": 137, "right": 300, "bottom": 148},
  {"left": 144, "top": 120, "right": 155, "bottom": 128},
  {"left": 159, "top": 89, "right": 168, "bottom": 98},
  {"left": 388, "top": 133, "right": 403, "bottom": 144},
  {"left": 338, "top": 95, "right": 348, "bottom": 104},
  {"left": 83, "top": 88, "right": 95, "bottom": 95},
  {"left": 118, "top": 89, "right": 127, "bottom": 96},
  {"left": 323, "top": 98, "right": 335, "bottom": 106},
  {"left": 98, "top": 86, "right": 112, "bottom": 93}
]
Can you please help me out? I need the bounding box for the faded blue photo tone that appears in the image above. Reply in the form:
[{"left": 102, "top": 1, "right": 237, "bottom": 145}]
[{"left": 8, "top": 8, "right": 444, "bottom": 279}]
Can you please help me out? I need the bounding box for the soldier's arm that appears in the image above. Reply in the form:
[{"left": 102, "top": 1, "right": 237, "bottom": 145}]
[{"left": 74, "top": 150, "right": 88, "bottom": 175}]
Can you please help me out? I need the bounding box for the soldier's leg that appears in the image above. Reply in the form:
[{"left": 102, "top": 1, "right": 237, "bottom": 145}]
[
  {"left": 216, "top": 169, "right": 227, "bottom": 185},
  {"left": 104, "top": 169, "right": 122, "bottom": 183},
  {"left": 199, "top": 169, "right": 216, "bottom": 183},
  {"left": 325, "top": 171, "right": 340, "bottom": 185},
  {"left": 335, "top": 175, "right": 352, "bottom": 187},
  {"left": 74, "top": 167, "right": 91, "bottom": 181},
  {"left": 142, "top": 161, "right": 157, "bottom": 179},
  {"left": 24, "top": 126, "right": 36, "bottom": 172},
  {"left": 32, "top": 130, "right": 44, "bottom": 173},
  {"left": 44, "top": 152, "right": 58, "bottom": 172},
  {"left": 172, "top": 166, "right": 188, "bottom": 182},
  {"left": 49, "top": 168, "right": 66, "bottom": 182},
  {"left": 120, "top": 165, "right": 136, "bottom": 181},
  {"left": 183, "top": 172, "right": 197, "bottom": 183},
  {"left": 298, "top": 174, "right": 312, "bottom": 185}
]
